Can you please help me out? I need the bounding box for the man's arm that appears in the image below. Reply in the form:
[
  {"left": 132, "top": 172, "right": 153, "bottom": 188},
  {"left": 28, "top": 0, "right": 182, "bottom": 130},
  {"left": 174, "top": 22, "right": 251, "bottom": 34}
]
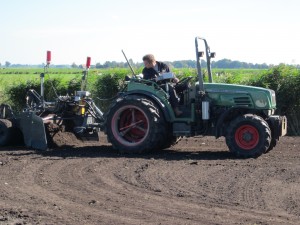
[
  {"left": 159, "top": 62, "right": 179, "bottom": 83},
  {"left": 158, "top": 61, "right": 170, "bottom": 73},
  {"left": 142, "top": 67, "right": 147, "bottom": 79},
  {"left": 143, "top": 68, "right": 159, "bottom": 80}
]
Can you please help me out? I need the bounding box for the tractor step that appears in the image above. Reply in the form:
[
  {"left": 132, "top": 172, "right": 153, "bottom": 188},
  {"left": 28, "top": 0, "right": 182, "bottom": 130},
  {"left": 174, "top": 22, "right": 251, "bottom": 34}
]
[
  {"left": 173, "top": 122, "right": 192, "bottom": 136},
  {"left": 177, "top": 106, "right": 192, "bottom": 118}
]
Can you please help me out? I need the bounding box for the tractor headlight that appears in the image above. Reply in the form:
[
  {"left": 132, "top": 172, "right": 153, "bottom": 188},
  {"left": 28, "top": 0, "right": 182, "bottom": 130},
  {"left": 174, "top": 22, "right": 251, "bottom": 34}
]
[
  {"left": 255, "top": 99, "right": 267, "bottom": 108},
  {"left": 252, "top": 90, "right": 274, "bottom": 108}
]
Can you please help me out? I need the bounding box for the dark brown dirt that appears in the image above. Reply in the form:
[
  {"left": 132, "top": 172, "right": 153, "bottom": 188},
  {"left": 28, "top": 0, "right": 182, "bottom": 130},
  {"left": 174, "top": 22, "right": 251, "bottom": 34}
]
[{"left": 0, "top": 134, "right": 299, "bottom": 225}]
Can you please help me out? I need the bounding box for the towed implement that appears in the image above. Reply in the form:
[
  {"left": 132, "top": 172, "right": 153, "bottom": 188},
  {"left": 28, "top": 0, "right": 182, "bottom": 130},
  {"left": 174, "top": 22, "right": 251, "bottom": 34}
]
[
  {"left": 0, "top": 37, "right": 287, "bottom": 158},
  {"left": 0, "top": 54, "right": 104, "bottom": 150}
]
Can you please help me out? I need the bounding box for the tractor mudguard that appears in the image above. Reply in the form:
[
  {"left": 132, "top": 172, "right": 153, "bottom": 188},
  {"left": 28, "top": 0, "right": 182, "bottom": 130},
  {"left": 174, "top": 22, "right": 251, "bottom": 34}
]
[
  {"left": 123, "top": 91, "right": 172, "bottom": 122},
  {"left": 215, "top": 106, "right": 259, "bottom": 138},
  {"left": 19, "top": 112, "right": 47, "bottom": 150}
]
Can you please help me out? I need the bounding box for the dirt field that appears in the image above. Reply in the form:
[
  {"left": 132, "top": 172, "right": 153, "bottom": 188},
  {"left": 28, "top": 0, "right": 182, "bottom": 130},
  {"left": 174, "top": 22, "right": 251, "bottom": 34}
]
[{"left": 0, "top": 134, "right": 299, "bottom": 225}]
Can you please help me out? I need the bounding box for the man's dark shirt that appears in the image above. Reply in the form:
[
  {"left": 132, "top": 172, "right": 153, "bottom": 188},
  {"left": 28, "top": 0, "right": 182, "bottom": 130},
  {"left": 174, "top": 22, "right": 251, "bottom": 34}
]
[{"left": 142, "top": 61, "right": 170, "bottom": 80}]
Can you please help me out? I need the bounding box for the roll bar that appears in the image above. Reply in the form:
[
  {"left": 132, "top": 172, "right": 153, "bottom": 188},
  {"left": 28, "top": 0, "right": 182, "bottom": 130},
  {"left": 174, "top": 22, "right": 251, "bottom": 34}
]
[{"left": 195, "top": 37, "right": 215, "bottom": 92}]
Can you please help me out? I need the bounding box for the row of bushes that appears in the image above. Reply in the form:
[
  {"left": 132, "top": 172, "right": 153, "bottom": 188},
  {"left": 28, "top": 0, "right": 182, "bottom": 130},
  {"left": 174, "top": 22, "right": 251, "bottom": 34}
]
[
  {"left": 210, "top": 65, "right": 300, "bottom": 135},
  {"left": 247, "top": 65, "right": 300, "bottom": 135},
  {"left": 4, "top": 78, "right": 81, "bottom": 111},
  {"left": 1, "top": 71, "right": 128, "bottom": 113},
  {"left": 1, "top": 65, "right": 299, "bottom": 135}
]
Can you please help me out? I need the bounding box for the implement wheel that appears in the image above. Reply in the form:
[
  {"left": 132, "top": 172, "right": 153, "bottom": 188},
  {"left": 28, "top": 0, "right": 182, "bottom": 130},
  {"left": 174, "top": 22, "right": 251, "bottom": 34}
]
[{"left": 0, "top": 119, "right": 13, "bottom": 146}]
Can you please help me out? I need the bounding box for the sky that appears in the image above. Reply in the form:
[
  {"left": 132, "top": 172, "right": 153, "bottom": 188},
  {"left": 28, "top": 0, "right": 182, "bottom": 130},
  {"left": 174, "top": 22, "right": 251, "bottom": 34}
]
[{"left": 0, "top": 0, "right": 299, "bottom": 65}]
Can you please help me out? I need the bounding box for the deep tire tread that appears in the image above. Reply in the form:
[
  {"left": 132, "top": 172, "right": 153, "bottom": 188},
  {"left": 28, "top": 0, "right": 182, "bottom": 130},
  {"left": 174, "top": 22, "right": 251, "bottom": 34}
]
[{"left": 104, "top": 95, "right": 167, "bottom": 154}]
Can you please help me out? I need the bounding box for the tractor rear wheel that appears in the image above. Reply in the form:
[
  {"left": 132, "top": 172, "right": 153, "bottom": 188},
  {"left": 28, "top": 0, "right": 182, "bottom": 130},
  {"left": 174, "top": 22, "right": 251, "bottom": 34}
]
[
  {"left": 162, "top": 133, "right": 181, "bottom": 149},
  {"left": 225, "top": 114, "right": 271, "bottom": 158},
  {"left": 105, "top": 95, "right": 167, "bottom": 154},
  {"left": 0, "top": 119, "right": 13, "bottom": 146}
]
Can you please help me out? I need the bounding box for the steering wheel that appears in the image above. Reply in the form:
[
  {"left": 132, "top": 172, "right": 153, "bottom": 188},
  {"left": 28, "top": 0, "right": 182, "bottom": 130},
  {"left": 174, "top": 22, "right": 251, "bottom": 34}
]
[
  {"left": 174, "top": 76, "right": 193, "bottom": 93},
  {"left": 176, "top": 76, "right": 193, "bottom": 85}
]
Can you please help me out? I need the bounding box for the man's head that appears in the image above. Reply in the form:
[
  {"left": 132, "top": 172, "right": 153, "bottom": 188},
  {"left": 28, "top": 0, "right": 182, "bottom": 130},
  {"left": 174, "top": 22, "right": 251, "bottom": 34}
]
[{"left": 142, "top": 54, "right": 156, "bottom": 68}]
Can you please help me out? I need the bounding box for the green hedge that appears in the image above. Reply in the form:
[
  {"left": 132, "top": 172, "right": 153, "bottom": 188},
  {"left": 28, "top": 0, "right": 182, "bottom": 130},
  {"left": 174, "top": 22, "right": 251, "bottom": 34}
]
[
  {"left": 5, "top": 78, "right": 81, "bottom": 111},
  {"left": 247, "top": 65, "right": 300, "bottom": 135},
  {"left": 91, "top": 73, "right": 126, "bottom": 112}
]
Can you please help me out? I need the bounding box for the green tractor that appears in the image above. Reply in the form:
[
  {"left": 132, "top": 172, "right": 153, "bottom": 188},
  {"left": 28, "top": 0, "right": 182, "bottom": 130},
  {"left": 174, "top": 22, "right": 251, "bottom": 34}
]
[
  {"left": 0, "top": 37, "right": 287, "bottom": 158},
  {"left": 104, "top": 37, "right": 287, "bottom": 158}
]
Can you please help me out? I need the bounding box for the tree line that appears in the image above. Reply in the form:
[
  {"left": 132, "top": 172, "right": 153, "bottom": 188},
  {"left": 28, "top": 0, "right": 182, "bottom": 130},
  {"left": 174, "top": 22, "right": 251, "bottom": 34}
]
[
  {"left": 93, "top": 59, "right": 273, "bottom": 69},
  {"left": 1, "top": 59, "right": 299, "bottom": 69}
]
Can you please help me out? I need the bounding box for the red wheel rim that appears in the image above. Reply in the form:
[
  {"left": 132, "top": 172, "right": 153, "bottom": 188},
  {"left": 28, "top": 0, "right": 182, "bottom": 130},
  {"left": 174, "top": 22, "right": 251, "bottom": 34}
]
[
  {"left": 234, "top": 125, "right": 259, "bottom": 150},
  {"left": 111, "top": 105, "right": 149, "bottom": 146}
]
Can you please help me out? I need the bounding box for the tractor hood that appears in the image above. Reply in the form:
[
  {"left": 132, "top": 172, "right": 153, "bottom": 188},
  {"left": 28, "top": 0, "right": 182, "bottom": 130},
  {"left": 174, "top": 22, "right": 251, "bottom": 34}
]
[{"left": 195, "top": 82, "right": 277, "bottom": 110}]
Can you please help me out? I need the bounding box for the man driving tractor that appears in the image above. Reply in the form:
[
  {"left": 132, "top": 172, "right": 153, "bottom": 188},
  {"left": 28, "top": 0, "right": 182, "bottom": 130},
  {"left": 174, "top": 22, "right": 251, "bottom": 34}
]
[{"left": 142, "top": 54, "right": 183, "bottom": 116}]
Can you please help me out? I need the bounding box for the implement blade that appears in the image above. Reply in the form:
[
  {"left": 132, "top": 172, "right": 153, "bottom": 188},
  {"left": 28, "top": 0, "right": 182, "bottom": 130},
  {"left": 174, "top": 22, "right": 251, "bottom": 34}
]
[{"left": 20, "top": 112, "right": 47, "bottom": 150}]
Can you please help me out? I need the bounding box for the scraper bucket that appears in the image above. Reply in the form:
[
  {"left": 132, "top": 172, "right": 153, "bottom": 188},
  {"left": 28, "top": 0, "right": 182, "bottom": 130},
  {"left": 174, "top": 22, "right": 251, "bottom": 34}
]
[{"left": 19, "top": 112, "right": 47, "bottom": 151}]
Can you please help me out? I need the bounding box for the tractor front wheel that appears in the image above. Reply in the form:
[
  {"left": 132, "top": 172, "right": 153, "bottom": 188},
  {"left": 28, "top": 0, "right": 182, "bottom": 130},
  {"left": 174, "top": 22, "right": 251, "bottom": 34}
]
[
  {"left": 225, "top": 114, "right": 271, "bottom": 158},
  {"left": 266, "top": 138, "right": 277, "bottom": 153},
  {"left": 105, "top": 95, "right": 166, "bottom": 154}
]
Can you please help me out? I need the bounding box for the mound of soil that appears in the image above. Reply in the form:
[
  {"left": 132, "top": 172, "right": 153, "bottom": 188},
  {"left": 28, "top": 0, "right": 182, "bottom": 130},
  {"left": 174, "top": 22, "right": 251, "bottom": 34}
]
[
  {"left": 45, "top": 123, "right": 95, "bottom": 148},
  {"left": 50, "top": 131, "right": 84, "bottom": 148}
]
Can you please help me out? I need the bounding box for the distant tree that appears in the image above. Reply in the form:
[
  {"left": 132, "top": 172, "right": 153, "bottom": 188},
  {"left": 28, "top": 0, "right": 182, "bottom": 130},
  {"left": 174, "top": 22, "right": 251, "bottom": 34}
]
[
  {"left": 127, "top": 59, "right": 134, "bottom": 67},
  {"left": 5, "top": 61, "right": 11, "bottom": 67},
  {"left": 95, "top": 62, "right": 103, "bottom": 68},
  {"left": 71, "top": 62, "right": 78, "bottom": 68},
  {"left": 103, "top": 61, "right": 119, "bottom": 68},
  {"left": 102, "top": 61, "right": 110, "bottom": 68}
]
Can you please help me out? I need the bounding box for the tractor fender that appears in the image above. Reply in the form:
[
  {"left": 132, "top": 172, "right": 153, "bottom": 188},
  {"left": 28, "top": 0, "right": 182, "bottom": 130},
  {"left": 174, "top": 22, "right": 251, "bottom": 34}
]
[
  {"left": 215, "top": 106, "right": 261, "bottom": 138},
  {"left": 120, "top": 90, "right": 172, "bottom": 122}
]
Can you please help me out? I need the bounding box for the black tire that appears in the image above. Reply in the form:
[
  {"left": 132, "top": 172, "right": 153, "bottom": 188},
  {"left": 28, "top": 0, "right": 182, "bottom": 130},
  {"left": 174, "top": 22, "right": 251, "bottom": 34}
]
[
  {"left": 225, "top": 114, "right": 271, "bottom": 158},
  {"left": 266, "top": 138, "right": 277, "bottom": 153},
  {"left": 0, "top": 104, "right": 14, "bottom": 119},
  {"left": 105, "top": 95, "right": 167, "bottom": 153},
  {"left": 0, "top": 119, "right": 13, "bottom": 146},
  {"left": 162, "top": 131, "right": 181, "bottom": 149}
]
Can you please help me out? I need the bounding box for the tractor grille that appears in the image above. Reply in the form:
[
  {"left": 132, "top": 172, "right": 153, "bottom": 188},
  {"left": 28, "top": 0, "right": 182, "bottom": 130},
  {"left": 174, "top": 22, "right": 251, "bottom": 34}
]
[{"left": 233, "top": 96, "right": 252, "bottom": 107}]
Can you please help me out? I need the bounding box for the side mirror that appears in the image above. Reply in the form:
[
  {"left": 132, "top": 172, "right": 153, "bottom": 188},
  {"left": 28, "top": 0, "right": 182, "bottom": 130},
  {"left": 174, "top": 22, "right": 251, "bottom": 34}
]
[
  {"left": 198, "top": 51, "right": 204, "bottom": 58},
  {"left": 210, "top": 52, "right": 216, "bottom": 58}
]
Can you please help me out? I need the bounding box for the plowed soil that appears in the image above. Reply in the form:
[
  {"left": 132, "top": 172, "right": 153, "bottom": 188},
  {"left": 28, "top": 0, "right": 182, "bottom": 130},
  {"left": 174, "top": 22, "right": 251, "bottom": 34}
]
[{"left": 0, "top": 134, "right": 299, "bottom": 225}]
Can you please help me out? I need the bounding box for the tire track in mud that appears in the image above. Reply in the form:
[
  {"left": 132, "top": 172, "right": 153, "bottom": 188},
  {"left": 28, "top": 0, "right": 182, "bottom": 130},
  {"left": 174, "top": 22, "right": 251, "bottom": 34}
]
[
  {"left": 0, "top": 152, "right": 70, "bottom": 224},
  {"left": 0, "top": 136, "right": 299, "bottom": 224},
  {"left": 262, "top": 166, "right": 300, "bottom": 217},
  {"left": 112, "top": 158, "right": 299, "bottom": 224}
]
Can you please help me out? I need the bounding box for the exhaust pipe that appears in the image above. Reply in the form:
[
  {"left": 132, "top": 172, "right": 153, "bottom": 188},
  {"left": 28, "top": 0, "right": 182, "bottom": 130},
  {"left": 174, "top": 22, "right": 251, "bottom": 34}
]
[{"left": 202, "top": 101, "right": 210, "bottom": 120}]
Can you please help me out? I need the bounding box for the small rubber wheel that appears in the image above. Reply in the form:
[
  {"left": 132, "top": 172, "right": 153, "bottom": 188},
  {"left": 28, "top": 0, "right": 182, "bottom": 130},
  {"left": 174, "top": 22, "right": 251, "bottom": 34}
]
[{"left": 0, "top": 119, "right": 13, "bottom": 146}]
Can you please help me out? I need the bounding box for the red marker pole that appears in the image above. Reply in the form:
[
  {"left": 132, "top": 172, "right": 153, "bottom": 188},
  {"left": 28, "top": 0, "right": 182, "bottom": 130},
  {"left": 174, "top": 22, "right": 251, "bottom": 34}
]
[
  {"left": 86, "top": 56, "right": 91, "bottom": 69},
  {"left": 42, "top": 50, "right": 51, "bottom": 105},
  {"left": 46, "top": 51, "right": 51, "bottom": 65},
  {"left": 81, "top": 56, "right": 91, "bottom": 91}
]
